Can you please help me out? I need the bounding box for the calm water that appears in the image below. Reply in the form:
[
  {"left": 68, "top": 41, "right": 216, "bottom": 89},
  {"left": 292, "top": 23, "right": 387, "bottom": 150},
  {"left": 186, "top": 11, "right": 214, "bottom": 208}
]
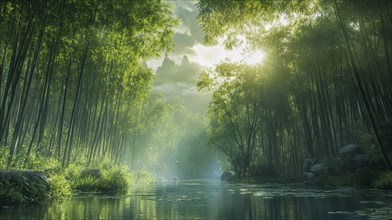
[{"left": 1, "top": 179, "right": 392, "bottom": 220}]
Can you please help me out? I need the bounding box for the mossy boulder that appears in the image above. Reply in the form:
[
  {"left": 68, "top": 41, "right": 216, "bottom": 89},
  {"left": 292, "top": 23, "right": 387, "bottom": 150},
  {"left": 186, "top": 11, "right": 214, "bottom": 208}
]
[
  {"left": 0, "top": 170, "right": 50, "bottom": 205},
  {"left": 303, "top": 156, "right": 327, "bottom": 185},
  {"left": 80, "top": 169, "right": 102, "bottom": 179},
  {"left": 74, "top": 168, "right": 129, "bottom": 193},
  {"left": 221, "top": 171, "right": 236, "bottom": 182},
  {"left": 339, "top": 144, "right": 368, "bottom": 173}
]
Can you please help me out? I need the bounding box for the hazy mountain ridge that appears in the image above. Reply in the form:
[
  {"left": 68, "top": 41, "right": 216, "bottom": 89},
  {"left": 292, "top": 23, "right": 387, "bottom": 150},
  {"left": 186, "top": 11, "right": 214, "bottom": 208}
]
[
  {"left": 155, "top": 55, "right": 201, "bottom": 85},
  {"left": 151, "top": 55, "right": 209, "bottom": 113}
]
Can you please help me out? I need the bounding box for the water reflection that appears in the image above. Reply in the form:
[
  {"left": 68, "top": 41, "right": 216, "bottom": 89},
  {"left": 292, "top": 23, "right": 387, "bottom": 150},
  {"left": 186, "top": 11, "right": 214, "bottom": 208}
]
[{"left": 0, "top": 180, "right": 391, "bottom": 220}]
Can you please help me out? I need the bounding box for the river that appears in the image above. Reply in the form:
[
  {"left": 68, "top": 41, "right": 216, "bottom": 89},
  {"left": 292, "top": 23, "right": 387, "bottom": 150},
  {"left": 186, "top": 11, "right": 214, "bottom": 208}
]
[{"left": 1, "top": 179, "right": 391, "bottom": 219}]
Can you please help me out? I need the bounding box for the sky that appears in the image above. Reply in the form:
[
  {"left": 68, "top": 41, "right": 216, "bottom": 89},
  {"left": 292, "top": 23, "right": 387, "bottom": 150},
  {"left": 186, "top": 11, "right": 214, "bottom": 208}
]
[
  {"left": 146, "top": 1, "right": 205, "bottom": 71},
  {"left": 146, "top": 1, "right": 265, "bottom": 71},
  {"left": 146, "top": 1, "right": 265, "bottom": 114},
  {"left": 146, "top": 1, "right": 208, "bottom": 113},
  {"left": 147, "top": 1, "right": 218, "bottom": 177}
]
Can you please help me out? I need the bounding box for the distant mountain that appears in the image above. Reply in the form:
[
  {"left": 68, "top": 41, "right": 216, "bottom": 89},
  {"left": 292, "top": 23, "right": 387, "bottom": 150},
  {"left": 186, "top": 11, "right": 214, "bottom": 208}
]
[
  {"left": 155, "top": 56, "right": 201, "bottom": 85},
  {"left": 152, "top": 56, "right": 209, "bottom": 113},
  {"left": 180, "top": 55, "right": 190, "bottom": 66}
]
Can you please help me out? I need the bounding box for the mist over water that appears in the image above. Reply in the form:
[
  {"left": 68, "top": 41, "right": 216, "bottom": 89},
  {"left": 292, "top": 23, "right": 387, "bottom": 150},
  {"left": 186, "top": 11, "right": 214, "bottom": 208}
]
[
  {"left": 138, "top": 46, "right": 223, "bottom": 181},
  {"left": 1, "top": 1, "right": 392, "bottom": 219},
  {"left": 2, "top": 180, "right": 391, "bottom": 220}
]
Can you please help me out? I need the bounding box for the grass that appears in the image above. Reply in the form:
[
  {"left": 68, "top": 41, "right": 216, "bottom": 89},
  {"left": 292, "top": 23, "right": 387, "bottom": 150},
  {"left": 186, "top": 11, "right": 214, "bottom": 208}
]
[
  {"left": 70, "top": 166, "right": 131, "bottom": 193},
  {"left": 373, "top": 171, "right": 392, "bottom": 190},
  {"left": 0, "top": 149, "right": 134, "bottom": 205},
  {"left": 0, "top": 171, "right": 49, "bottom": 205}
]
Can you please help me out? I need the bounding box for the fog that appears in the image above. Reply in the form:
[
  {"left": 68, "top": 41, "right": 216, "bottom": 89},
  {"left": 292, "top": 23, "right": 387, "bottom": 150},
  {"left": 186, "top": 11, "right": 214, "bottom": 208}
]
[{"left": 149, "top": 55, "right": 221, "bottom": 180}]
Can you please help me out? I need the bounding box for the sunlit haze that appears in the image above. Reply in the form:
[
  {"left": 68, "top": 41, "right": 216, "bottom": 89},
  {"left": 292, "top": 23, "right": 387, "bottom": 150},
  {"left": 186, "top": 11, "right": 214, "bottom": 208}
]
[
  {"left": 191, "top": 36, "right": 265, "bottom": 68},
  {"left": 147, "top": 36, "right": 266, "bottom": 71}
]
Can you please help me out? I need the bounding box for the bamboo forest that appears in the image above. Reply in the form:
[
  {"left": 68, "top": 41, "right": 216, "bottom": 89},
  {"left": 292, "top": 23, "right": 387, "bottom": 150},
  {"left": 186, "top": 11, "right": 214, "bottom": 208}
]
[{"left": 1, "top": 0, "right": 392, "bottom": 219}]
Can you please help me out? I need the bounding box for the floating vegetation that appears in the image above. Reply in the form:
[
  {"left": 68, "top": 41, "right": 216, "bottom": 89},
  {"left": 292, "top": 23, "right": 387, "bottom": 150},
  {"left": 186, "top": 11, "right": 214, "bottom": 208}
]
[
  {"left": 328, "top": 211, "right": 355, "bottom": 215},
  {"left": 327, "top": 204, "right": 392, "bottom": 219},
  {"left": 360, "top": 200, "right": 385, "bottom": 205}
]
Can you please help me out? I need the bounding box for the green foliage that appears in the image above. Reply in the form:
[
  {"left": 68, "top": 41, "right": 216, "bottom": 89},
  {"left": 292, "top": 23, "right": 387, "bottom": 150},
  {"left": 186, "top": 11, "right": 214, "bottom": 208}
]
[
  {"left": 0, "top": 148, "right": 7, "bottom": 169},
  {"left": 101, "top": 168, "right": 131, "bottom": 192},
  {"left": 0, "top": 0, "right": 180, "bottom": 204},
  {"left": 0, "top": 148, "right": 132, "bottom": 204},
  {"left": 48, "top": 174, "right": 72, "bottom": 199},
  {"left": 325, "top": 166, "right": 376, "bottom": 189},
  {"left": 373, "top": 172, "right": 392, "bottom": 190},
  {"left": 0, "top": 172, "right": 49, "bottom": 205},
  {"left": 325, "top": 175, "right": 353, "bottom": 188},
  {"left": 131, "top": 169, "right": 155, "bottom": 184},
  {"left": 0, "top": 185, "right": 25, "bottom": 205},
  {"left": 197, "top": 0, "right": 392, "bottom": 183},
  {"left": 63, "top": 157, "right": 131, "bottom": 193},
  {"left": 176, "top": 128, "right": 219, "bottom": 179},
  {"left": 0, "top": 149, "right": 71, "bottom": 202},
  {"left": 64, "top": 164, "right": 83, "bottom": 183},
  {"left": 0, "top": 0, "right": 178, "bottom": 171},
  {"left": 250, "top": 163, "right": 278, "bottom": 181},
  {"left": 72, "top": 169, "right": 130, "bottom": 193},
  {"left": 198, "top": 62, "right": 292, "bottom": 178}
]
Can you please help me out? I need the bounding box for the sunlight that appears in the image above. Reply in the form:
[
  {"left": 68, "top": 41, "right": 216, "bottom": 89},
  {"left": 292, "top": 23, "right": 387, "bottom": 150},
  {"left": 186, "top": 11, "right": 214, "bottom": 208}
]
[
  {"left": 191, "top": 35, "right": 266, "bottom": 67},
  {"left": 279, "top": 14, "right": 289, "bottom": 26},
  {"left": 245, "top": 50, "right": 266, "bottom": 65}
]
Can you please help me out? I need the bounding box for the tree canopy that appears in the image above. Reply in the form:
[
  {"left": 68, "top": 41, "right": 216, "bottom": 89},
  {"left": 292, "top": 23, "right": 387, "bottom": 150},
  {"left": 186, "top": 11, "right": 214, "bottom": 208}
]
[
  {"left": 197, "top": 0, "right": 392, "bottom": 178},
  {"left": 0, "top": 0, "right": 177, "bottom": 168}
]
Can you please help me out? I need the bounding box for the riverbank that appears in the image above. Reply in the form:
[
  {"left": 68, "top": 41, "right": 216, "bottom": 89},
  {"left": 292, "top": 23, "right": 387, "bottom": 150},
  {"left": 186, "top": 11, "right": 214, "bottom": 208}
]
[
  {"left": 2, "top": 179, "right": 392, "bottom": 219},
  {"left": 0, "top": 153, "right": 154, "bottom": 206},
  {"left": 227, "top": 170, "right": 392, "bottom": 191}
]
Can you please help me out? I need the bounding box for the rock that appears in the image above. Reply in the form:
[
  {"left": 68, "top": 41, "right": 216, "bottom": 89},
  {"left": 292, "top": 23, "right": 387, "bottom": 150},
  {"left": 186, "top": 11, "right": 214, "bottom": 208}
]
[
  {"left": 310, "top": 163, "right": 326, "bottom": 174},
  {"left": 304, "top": 156, "right": 317, "bottom": 172},
  {"left": 303, "top": 155, "right": 327, "bottom": 185},
  {"left": 338, "top": 144, "right": 365, "bottom": 158},
  {"left": 171, "top": 177, "right": 179, "bottom": 183},
  {"left": 303, "top": 172, "right": 315, "bottom": 185},
  {"left": 338, "top": 144, "right": 368, "bottom": 173},
  {"left": 80, "top": 169, "right": 102, "bottom": 179},
  {"left": 0, "top": 170, "right": 50, "bottom": 205},
  {"left": 221, "top": 171, "right": 236, "bottom": 182},
  {"left": 303, "top": 162, "right": 327, "bottom": 185},
  {"left": 353, "top": 154, "right": 369, "bottom": 166},
  {"left": 0, "top": 170, "right": 50, "bottom": 190}
]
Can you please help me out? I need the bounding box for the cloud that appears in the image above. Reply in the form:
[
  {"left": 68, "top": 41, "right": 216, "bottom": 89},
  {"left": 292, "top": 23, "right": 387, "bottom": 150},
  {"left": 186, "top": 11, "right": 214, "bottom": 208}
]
[
  {"left": 173, "top": 33, "right": 196, "bottom": 55},
  {"left": 148, "top": 2, "right": 211, "bottom": 113},
  {"left": 154, "top": 82, "right": 196, "bottom": 96},
  {"left": 173, "top": 2, "right": 205, "bottom": 45},
  {"left": 172, "top": 1, "right": 196, "bottom": 13}
]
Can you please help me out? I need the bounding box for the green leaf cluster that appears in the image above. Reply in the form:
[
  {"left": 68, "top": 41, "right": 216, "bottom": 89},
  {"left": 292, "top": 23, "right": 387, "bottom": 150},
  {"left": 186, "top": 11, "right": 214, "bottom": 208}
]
[
  {"left": 0, "top": 0, "right": 178, "bottom": 168},
  {"left": 197, "top": 0, "right": 392, "bottom": 180}
]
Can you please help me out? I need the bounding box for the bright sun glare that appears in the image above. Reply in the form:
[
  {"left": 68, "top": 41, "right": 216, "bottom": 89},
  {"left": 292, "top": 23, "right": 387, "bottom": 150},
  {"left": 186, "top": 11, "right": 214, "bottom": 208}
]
[
  {"left": 231, "top": 50, "right": 266, "bottom": 65},
  {"left": 192, "top": 35, "right": 266, "bottom": 68}
]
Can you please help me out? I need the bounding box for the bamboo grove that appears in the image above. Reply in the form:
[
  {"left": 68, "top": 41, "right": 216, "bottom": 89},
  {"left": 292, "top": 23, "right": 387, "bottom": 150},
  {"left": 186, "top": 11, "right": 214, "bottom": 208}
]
[
  {"left": 0, "top": 1, "right": 177, "bottom": 168},
  {"left": 197, "top": 0, "right": 392, "bottom": 178}
]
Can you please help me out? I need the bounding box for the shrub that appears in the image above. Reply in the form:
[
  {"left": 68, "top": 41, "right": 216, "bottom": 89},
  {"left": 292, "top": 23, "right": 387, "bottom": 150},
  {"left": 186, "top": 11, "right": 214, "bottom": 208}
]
[
  {"left": 250, "top": 163, "right": 278, "bottom": 182},
  {"left": 48, "top": 174, "right": 72, "bottom": 199},
  {"left": 373, "top": 171, "right": 392, "bottom": 190},
  {"left": 0, "top": 171, "right": 49, "bottom": 205},
  {"left": 70, "top": 165, "right": 131, "bottom": 193},
  {"left": 100, "top": 168, "right": 130, "bottom": 192},
  {"left": 64, "top": 164, "right": 83, "bottom": 185},
  {"left": 1, "top": 151, "right": 132, "bottom": 203},
  {"left": 131, "top": 169, "right": 155, "bottom": 184},
  {"left": 325, "top": 174, "right": 353, "bottom": 187}
]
